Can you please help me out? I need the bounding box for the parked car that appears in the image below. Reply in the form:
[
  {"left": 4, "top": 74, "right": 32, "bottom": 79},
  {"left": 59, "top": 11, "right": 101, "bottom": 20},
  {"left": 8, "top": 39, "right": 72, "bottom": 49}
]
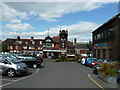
[
  {"left": 0, "top": 56, "right": 28, "bottom": 78},
  {"left": 93, "top": 59, "right": 117, "bottom": 74},
  {"left": 89, "top": 59, "right": 106, "bottom": 68},
  {"left": 85, "top": 57, "right": 99, "bottom": 66},
  {"left": 18, "top": 55, "right": 43, "bottom": 68}
]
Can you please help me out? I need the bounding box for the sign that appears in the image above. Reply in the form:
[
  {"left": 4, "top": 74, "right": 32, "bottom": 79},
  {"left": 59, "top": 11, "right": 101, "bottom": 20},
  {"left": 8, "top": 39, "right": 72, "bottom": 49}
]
[{"left": 95, "top": 43, "right": 108, "bottom": 47}]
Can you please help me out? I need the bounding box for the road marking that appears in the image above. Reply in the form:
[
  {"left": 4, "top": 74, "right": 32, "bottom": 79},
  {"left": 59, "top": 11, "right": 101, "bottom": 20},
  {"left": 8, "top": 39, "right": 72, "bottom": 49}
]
[
  {"left": 1, "top": 79, "right": 14, "bottom": 82},
  {"left": 0, "top": 68, "right": 39, "bottom": 88},
  {"left": 88, "top": 74, "right": 104, "bottom": 90}
]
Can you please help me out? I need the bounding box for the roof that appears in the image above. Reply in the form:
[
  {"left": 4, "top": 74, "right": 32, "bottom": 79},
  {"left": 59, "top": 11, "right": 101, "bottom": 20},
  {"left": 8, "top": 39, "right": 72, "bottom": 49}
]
[
  {"left": 75, "top": 44, "right": 88, "bottom": 49},
  {"left": 52, "top": 36, "right": 60, "bottom": 43},
  {"left": 92, "top": 13, "right": 120, "bottom": 33}
]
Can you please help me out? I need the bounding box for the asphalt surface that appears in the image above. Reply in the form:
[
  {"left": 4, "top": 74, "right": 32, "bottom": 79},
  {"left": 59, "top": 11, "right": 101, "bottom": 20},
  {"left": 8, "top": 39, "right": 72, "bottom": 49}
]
[{"left": 1, "top": 59, "right": 120, "bottom": 89}]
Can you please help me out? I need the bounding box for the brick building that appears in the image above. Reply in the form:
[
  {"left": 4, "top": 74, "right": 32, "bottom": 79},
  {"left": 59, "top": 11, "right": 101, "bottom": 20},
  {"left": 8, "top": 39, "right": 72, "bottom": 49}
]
[
  {"left": 74, "top": 43, "right": 89, "bottom": 57},
  {"left": 4, "top": 30, "right": 75, "bottom": 59},
  {"left": 92, "top": 13, "right": 120, "bottom": 60}
]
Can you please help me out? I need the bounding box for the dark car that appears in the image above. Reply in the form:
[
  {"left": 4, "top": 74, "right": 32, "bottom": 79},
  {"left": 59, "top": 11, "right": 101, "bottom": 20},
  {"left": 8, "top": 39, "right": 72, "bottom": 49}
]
[
  {"left": 93, "top": 59, "right": 116, "bottom": 74},
  {"left": 18, "top": 56, "right": 43, "bottom": 68}
]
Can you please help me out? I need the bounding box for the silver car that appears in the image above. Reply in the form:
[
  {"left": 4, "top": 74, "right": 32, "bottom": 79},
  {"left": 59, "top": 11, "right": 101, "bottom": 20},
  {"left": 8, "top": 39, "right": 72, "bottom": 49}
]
[{"left": 0, "top": 56, "right": 28, "bottom": 78}]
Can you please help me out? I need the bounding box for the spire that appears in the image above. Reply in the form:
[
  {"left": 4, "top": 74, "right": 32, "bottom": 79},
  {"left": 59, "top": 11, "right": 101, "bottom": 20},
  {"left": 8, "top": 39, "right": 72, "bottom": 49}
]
[{"left": 48, "top": 28, "right": 49, "bottom": 36}]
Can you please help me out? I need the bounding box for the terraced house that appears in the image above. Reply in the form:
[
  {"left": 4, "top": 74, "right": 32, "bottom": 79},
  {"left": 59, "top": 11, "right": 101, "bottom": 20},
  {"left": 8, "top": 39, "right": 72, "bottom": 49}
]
[{"left": 4, "top": 30, "right": 75, "bottom": 59}]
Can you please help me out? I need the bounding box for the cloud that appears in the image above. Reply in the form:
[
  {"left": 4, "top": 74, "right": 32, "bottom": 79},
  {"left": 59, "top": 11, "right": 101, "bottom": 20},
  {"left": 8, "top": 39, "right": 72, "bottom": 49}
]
[
  {"left": 1, "top": 3, "right": 28, "bottom": 22},
  {"left": 1, "top": 21, "right": 100, "bottom": 42},
  {"left": 2, "top": 2, "right": 117, "bottom": 22},
  {"left": 3, "top": 23, "right": 34, "bottom": 31}
]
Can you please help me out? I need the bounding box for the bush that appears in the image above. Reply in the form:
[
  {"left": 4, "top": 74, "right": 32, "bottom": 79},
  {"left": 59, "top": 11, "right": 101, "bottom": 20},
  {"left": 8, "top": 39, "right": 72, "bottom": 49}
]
[
  {"left": 98, "top": 63, "right": 118, "bottom": 77},
  {"left": 66, "top": 58, "right": 75, "bottom": 61},
  {"left": 60, "top": 55, "right": 66, "bottom": 61},
  {"left": 55, "top": 59, "right": 62, "bottom": 62}
]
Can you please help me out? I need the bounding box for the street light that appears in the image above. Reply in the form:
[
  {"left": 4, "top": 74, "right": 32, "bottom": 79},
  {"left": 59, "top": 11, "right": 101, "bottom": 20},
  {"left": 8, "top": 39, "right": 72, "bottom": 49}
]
[{"left": 87, "top": 40, "right": 92, "bottom": 57}]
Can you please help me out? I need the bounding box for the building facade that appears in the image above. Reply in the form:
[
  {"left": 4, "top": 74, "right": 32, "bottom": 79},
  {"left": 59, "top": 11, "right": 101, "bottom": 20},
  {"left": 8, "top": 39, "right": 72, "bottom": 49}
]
[
  {"left": 92, "top": 13, "right": 120, "bottom": 60},
  {"left": 74, "top": 43, "right": 89, "bottom": 57},
  {"left": 4, "top": 30, "right": 75, "bottom": 59}
]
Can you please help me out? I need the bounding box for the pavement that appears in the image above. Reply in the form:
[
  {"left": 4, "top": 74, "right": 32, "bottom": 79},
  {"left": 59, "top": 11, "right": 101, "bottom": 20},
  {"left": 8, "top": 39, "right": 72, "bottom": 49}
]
[{"left": 0, "top": 59, "right": 120, "bottom": 89}]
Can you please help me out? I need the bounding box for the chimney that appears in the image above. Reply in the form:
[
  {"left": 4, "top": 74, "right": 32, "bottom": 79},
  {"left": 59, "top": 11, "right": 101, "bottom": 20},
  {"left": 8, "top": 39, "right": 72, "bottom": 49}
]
[
  {"left": 74, "top": 38, "right": 77, "bottom": 44},
  {"left": 31, "top": 36, "right": 34, "bottom": 40}
]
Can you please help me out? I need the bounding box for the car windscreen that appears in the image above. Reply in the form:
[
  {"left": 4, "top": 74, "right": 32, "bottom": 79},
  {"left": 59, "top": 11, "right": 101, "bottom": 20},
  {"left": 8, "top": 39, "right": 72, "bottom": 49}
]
[
  {"left": 87, "top": 58, "right": 98, "bottom": 60},
  {"left": 22, "top": 56, "right": 37, "bottom": 61},
  {"left": 7, "top": 58, "right": 21, "bottom": 64}
]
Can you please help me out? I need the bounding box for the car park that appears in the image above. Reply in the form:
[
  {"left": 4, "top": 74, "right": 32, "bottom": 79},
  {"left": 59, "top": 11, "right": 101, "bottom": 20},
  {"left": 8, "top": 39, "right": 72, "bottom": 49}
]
[{"left": 0, "top": 55, "right": 28, "bottom": 78}]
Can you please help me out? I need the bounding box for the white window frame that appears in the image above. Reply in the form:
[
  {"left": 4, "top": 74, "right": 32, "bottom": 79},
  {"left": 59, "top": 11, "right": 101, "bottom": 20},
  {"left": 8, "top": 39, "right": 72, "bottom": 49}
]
[
  {"left": 40, "top": 41, "right": 42, "bottom": 44},
  {"left": 18, "top": 41, "right": 22, "bottom": 44},
  {"left": 10, "top": 46, "right": 13, "bottom": 49},
  {"left": 23, "top": 46, "right": 27, "bottom": 49},
  {"left": 15, "top": 46, "right": 18, "bottom": 49},
  {"left": 32, "top": 41, "right": 35, "bottom": 44},
  {"left": 25, "top": 41, "right": 28, "bottom": 44}
]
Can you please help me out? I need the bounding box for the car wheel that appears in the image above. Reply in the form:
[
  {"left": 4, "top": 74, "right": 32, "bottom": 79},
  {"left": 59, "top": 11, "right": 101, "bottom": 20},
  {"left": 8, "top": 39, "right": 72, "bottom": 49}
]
[
  {"left": 33, "top": 64, "right": 37, "bottom": 68},
  {"left": 7, "top": 69, "right": 16, "bottom": 78}
]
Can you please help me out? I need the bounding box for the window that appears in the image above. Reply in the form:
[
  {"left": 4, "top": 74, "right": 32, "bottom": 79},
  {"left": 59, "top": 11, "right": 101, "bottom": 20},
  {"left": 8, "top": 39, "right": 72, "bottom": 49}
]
[
  {"left": 46, "top": 39, "right": 51, "bottom": 42},
  {"left": 81, "top": 50, "right": 86, "bottom": 54},
  {"left": 25, "top": 41, "right": 28, "bottom": 44},
  {"left": 94, "top": 36, "right": 97, "bottom": 40},
  {"left": 40, "top": 41, "right": 42, "bottom": 44},
  {"left": 102, "top": 49, "right": 106, "bottom": 58},
  {"left": 38, "top": 47, "right": 41, "bottom": 49},
  {"left": 29, "top": 46, "right": 34, "bottom": 49},
  {"left": 15, "top": 46, "right": 18, "bottom": 49},
  {"left": 10, "top": 46, "right": 13, "bottom": 49},
  {"left": 32, "top": 41, "right": 35, "bottom": 44},
  {"left": 23, "top": 46, "right": 27, "bottom": 49},
  {"left": 18, "top": 41, "right": 22, "bottom": 44},
  {"left": 97, "top": 34, "right": 101, "bottom": 39},
  {"left": 109, "top": 49, "right": 113, "bottom": 58},
  {"left": 62, "top": 43, "right": 65, "bottom": 48},
  {"left": 45, "top": 43, "right": 52, "bottom": 47}
]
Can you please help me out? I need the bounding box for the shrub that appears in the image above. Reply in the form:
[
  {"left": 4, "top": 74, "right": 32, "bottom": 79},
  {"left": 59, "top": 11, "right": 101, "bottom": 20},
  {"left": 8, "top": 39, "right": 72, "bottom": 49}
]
[
  {"left": 66, "top": 58, "right": 75, "bottom": 61},
  {"left": 98, "top": 63, "right": 118, "bottom": 77},
  {"left": 55, "top": 59, "right": 62, "bottom": 62}
]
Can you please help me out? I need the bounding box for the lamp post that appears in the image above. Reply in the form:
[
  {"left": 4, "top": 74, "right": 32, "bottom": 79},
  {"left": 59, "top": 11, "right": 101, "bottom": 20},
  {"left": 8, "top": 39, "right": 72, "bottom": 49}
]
[{"left": 87, "top": 40, "right": 92, "bottom": 57}]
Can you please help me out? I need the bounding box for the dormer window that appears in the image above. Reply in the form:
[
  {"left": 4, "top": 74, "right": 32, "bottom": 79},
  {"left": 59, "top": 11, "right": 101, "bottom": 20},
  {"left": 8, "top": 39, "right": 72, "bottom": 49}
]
[
  {"left": 40, "top": 41, "right": 42, "bottom": 44},
  {"left": 46, "top": 39, "right": 51, "bottom": 42},
  {"left": 25, "top": 41, "right": 28, "bottom": 44},
  {"left": 18, "top": 41, "right": 22, "bottom": 44},
  {"left": 32, "top": 41, "right": 35, "bottom": 44},
  {"left": 10, "top": 46, "right": 13, "bottom": 49}
]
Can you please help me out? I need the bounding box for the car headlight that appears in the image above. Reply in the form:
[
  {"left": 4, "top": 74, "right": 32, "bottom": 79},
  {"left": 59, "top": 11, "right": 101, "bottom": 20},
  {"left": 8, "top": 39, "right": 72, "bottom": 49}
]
[
  {"left": 17, "top": 65, "right": 21, "bottom": 69},
  {"left": 96, "top": 67, "right": 100, "bottom": 69}
]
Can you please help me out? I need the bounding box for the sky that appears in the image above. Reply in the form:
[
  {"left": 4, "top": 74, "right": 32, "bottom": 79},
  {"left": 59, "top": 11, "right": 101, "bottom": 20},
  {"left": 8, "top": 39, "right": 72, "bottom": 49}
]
[{"left": 1, "top": 0, "right": 119, "bottom": 42}]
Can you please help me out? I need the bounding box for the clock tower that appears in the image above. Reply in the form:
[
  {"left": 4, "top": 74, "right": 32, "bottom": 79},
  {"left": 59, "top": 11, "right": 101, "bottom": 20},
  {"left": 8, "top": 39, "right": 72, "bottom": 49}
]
[{"left": 59, "top": 30, "right": 68, "bottom": 48}]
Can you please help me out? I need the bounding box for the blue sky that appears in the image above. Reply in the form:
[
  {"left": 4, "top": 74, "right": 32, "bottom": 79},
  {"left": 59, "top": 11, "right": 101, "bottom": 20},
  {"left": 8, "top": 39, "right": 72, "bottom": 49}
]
[{"left": 1, "top": 1, "right": 119, "bottom": 42}]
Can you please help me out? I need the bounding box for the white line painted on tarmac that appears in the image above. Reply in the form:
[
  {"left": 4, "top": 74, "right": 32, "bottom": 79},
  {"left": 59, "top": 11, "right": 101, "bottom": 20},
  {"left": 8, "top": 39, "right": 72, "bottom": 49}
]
[
  {"left": 1, "top": 79, "right": 14, "bottom": 82},
  {"left": 0, "top": 68, "right": 39, "bottom": 88}
]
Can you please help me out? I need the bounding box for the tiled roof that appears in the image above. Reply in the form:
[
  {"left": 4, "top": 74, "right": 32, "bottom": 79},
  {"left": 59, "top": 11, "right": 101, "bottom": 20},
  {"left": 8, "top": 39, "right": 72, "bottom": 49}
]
[
  {"left": 75, "top": 44, "right": 88, "bottom": 49},
  {"left": 52, "top": 36, "right": 60, "bottom": 43}
]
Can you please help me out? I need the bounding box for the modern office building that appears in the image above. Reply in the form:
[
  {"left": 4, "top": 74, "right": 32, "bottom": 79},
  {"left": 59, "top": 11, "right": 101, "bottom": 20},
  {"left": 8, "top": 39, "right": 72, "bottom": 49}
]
[{"left": 92, "top": 13, "right": 120, "bottom": 60}]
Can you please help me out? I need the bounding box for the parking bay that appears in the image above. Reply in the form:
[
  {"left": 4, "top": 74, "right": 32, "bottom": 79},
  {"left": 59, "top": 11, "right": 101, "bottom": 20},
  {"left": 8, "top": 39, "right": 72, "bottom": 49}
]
[{"left": 1, "top": 68, "right": 38, "bottom": 86}]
